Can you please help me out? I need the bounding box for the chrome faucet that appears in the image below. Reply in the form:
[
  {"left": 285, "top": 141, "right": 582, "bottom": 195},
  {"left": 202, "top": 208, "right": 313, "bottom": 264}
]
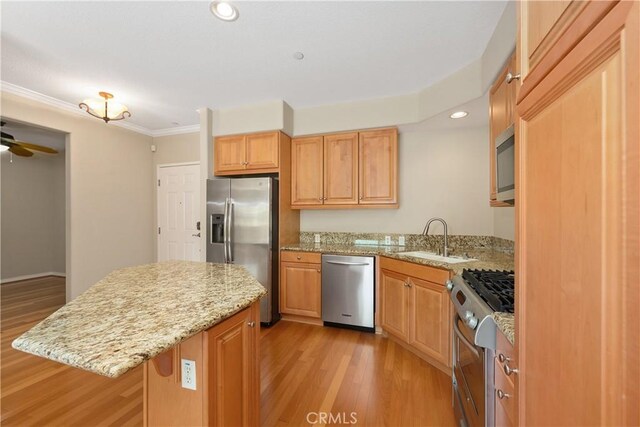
[{"left": 422, "top": 217, "right": 450, "bottom": 257}]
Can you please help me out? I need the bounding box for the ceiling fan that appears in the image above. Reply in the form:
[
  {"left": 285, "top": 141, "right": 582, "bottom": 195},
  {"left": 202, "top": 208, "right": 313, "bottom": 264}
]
[{"left": 1, "top": 121, "right": 59, "bottom": 157}]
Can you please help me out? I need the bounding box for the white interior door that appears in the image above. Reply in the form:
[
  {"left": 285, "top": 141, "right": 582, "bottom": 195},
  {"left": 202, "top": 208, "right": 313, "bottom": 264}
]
[{"left": 157, "top": 164, "right": 201, "bottom": 261}]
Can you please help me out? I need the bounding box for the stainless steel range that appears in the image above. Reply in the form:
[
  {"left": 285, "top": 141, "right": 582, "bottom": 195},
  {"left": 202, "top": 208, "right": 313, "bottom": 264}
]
[{"left": 447, "top": 269, "right": 515, "bottom": 427}]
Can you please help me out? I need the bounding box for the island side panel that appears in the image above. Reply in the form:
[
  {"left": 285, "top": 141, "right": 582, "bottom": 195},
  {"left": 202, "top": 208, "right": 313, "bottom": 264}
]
[
  {"left": 144, "top": 301, "right": 260, "bottom": 427},
  {"left": 144, "top": 333, "right": 205, "bottom": 426}
]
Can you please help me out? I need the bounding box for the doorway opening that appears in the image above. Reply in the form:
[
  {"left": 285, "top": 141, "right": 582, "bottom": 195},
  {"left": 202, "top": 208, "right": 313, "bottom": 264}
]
[{"left": 1, "top": 118, "right": 67, "bottom": 304}]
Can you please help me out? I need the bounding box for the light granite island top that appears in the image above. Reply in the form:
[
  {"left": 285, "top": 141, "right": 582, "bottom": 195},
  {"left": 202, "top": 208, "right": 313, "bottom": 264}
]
[{"left": 12, "top": 261, "right": 266, "bottom": 378}]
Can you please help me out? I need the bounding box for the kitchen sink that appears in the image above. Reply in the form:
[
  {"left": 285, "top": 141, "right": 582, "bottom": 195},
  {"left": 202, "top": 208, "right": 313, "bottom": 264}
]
[{"left": 396, "top": 251, "right": 477, "bottom": 264}]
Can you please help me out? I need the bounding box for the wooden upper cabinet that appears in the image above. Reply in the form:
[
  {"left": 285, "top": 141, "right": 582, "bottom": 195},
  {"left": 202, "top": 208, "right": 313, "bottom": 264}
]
[
  {"left": 291, "top": 136, "right": 324, "bottom": 206},
  {"left": 323, "top": 132, "right": 358, "bottom": 205},
  {"left": 358, "top": 128, "right": 398, "bottom": 205},
  {"left": 214, "top": 131, "right": 282, "bottom": 175},
  {"left": 290, "top": 127, "right": 398, "bottom": 209},
  {"left": 215, "top": 135, "right": 246, "bottom": 173},
  {"left": 246, "top": 132, "right": 279, "bottom": 170},
  {"left": 489, "top": 52, "right": 517, "bottom": 207}
]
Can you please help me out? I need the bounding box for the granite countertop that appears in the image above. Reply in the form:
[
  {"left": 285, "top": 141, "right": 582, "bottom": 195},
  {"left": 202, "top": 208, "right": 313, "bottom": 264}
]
[
  {"left": 281, "top": 243, "right": 514, "bottom": 275},
  {"left": 12, "top": 261, "right": 266, "bottom": 378},
  {"left": 492, "top": 312, "right": 515, "bottom": 345}
]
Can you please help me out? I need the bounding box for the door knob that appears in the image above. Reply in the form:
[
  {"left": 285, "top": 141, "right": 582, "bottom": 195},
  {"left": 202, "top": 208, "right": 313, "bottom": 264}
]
[{"left": 192, "top": 233, "right": 201, "bottom": 237}]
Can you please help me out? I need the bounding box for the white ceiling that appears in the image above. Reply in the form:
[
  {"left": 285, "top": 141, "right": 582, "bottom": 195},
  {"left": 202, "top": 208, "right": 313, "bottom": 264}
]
[{"left": 1, "top": 1, "right": 507, "bottom": 131}]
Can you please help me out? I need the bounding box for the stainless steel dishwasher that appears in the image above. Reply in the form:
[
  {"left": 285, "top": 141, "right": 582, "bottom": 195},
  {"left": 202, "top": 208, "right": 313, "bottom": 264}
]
[{"left": 321, "top": 254, "right": 375, "bottom": 332}]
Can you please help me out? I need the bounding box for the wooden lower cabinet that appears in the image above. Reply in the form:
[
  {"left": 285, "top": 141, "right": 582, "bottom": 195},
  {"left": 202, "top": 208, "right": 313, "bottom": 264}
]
[
  {"left": 380, "top": 257, "right": 452, "bottom": 371},
  {"left": 495, "top": 332, "right": 516, "bottom": 427},
  {"left": 279, "top": 251, "right": 322, "bottom": 319},
  {"left": 144, "top": 303, "right": 260, "bottom": 427},
  {"left": 379, "top": 269, "right": 410, "bottom": 340}
]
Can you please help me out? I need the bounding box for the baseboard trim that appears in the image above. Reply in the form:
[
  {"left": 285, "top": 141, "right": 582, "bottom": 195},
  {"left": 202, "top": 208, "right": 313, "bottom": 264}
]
[{"left": 1, "top": 272, "right": 66, "bottom": 284}]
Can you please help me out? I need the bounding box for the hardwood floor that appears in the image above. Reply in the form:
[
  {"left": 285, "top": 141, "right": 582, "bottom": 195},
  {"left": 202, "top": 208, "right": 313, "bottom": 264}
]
[
  {"left": 260, "top": 321, "right": 455, "bottom": 426},
  {"left": 1, "top": 277, "right": 143, "bottom": 426},
  {"left": 2, "top": 278, "right": 455, "bottom": 426}
]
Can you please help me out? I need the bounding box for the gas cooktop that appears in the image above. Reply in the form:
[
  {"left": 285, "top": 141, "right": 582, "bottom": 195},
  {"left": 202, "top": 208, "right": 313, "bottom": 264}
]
[{"left": 461, "top": 269, "right": 515, "bottom": 313}]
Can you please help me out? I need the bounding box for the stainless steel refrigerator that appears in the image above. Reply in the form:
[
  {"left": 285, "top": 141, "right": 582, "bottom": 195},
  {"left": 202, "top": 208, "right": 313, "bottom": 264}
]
[{"left": 206, "top": 177, "right": 279, "bottom": 325}]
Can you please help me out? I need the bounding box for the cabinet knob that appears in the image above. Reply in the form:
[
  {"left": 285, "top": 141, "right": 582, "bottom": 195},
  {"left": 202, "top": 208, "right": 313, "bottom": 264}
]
[
  {"left": 505, "top": 72, "right": 521, "bottom": 84},
  {"left": 247, "top": 321, "right": 256, "bottom": 327},
  {"left": 497, "top": 389, "right": 510, "bottom": 400},
  {"left": 503, "top": 363, "right": 519, "bottom": 376},
  {"left": 498, "top": 353, "right": 511, "bottom": 363},
  {"left": 296, "top": 256, "right": 302, "bottom": 260},
  {"left": 359, "top": 196, "right": 363, "bottom": 200},
  {"left": 317, "top": 269, "right": 321, "bottom": 273}
]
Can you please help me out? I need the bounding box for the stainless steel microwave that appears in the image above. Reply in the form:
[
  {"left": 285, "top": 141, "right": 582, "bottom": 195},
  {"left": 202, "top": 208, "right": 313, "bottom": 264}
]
[{"left": 496, "top": 124, "right": 515, "bottom": 202}]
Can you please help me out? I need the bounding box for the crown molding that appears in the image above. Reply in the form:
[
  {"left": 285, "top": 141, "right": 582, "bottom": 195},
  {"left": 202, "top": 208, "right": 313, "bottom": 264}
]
[
  {"left": 1, "top": 81, "right": 200, "bottom": 138},
  {"left": 150, "top": 124, "right": 200, "bottom": 137}
]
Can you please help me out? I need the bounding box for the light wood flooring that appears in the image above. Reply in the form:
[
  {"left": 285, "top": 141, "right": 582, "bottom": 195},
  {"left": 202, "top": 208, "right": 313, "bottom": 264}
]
[{"left": 1, "top": 277, "right": 455, "bottom": 426}]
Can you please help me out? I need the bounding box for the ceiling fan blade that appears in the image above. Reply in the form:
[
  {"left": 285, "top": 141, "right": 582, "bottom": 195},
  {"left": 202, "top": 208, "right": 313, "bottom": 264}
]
[
  {"left": 13, "top": 141, "right": 58, "bottom": 154},
  {"left": 8, "top": 145, "right": 34, "bottom": 157}
]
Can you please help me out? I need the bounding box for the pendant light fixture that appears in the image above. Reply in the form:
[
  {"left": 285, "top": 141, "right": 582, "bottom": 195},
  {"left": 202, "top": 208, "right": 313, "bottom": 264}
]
[{"left": 79, "top": 92, "right": 131, "bottom": 123}]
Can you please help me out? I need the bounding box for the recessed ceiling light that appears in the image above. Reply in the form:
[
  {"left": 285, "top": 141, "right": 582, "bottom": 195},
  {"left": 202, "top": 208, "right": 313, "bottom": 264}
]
[
  {"left": 449, "top": 111, "right": 468, "bottom": 119},
  {"left": 292, "top": 52, "right": 305, "bottom": 60},
  {"left": 210, "top": 1, "right": 239, "bottom": 21}
]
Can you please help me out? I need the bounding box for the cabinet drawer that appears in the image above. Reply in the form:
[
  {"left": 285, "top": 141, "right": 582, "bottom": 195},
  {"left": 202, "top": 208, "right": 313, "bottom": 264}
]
[
  {"left": 496, "top": 330, "right": 515, "bottom": 365},
  {"left": 281, "top": 251, "right": 321, "bottom": 264},
  {"left": 379, "top": 256, "right": 450, "bottom": 284},
  {"left": 495, "top": 358, "right": 516, "bottom": 425}
]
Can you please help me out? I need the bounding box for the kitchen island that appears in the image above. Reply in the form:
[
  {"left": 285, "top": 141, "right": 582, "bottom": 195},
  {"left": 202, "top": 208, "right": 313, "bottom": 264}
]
[{"left": 12, "top": 260, "right": 266, "bottom": 426}]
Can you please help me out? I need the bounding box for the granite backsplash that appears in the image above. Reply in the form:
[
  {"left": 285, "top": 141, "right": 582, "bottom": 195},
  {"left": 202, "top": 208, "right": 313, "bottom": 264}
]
[{"left": 299, "top": 232, "right": 514, "bottom": 254}]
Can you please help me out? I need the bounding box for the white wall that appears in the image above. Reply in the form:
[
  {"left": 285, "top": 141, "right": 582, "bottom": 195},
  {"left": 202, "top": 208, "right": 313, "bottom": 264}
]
[
  {"left": 1, "top": 91, "right": 155, "bottom": 300},
  {"left": 300, "top": 126, "right": 494, "bottom": 236},
  {"left": 493, "top": 206, "right": 515, "bottom": 241},
  {"left": 1, "top": 152, "right": 65, "bottom": 280}
]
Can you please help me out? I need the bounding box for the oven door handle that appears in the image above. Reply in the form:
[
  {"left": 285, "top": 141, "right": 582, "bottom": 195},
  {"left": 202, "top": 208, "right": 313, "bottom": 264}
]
[{"left": 453, "top": 314, "right": 480, "bottom": 358}]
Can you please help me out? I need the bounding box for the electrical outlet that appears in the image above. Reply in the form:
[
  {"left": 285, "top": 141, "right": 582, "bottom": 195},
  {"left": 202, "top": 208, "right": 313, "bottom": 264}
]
[
  {"left": 398, "top": 235, "right": 405, "bottom": 246},
  {"left": 181, "top": 359, "right": 196, "bottom": 390},
  {"left": 384, "top": 235, "right": 391, "bottom": 245},
  {"left": 314, "top": 233, "right": 321, "bottom": 244}
]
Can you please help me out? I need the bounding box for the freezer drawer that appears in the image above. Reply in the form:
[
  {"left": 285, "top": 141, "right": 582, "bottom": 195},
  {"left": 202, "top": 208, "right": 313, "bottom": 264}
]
[{"left": 321, "top": 254, "right": 374, "bottom": 330}]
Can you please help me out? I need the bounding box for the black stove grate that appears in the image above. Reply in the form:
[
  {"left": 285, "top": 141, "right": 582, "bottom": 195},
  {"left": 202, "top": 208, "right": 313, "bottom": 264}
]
[{"left": 462, "top": 269, "right": 515, "bottom": 313}]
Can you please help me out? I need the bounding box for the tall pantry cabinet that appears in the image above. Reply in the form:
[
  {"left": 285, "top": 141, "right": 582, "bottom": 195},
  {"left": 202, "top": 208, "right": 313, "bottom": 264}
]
[{"left": 515, "top": 1, "right": 639, "bottom": 425}]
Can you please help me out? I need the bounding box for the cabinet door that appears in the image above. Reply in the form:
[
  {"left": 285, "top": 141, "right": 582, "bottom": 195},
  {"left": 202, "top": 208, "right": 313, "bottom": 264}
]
[
  {"left": 358, "top": 129, "right": 398, "bottom": 205},
  {"left": 215, "top": 135, "right": 246, "bottom": 174},
  {"left": 280, "top": 262, "right": 321, "bottom": 318},
  {"left": 323, "top": 132, "right": 358, "bottom": 205},
  {"left": 380, "top": 269, "right": 409, "bottom": 340},
  {"left": 246, "top": 132, "right": 279, "bottom": 171},
  {"left": 207, "top": 307, "right": 257, "bottom": 427},
  {"left": 409, "top": 277, "right": 451, "bottom": 367},
  {"left": 517, "top": 2, "right": 639, "bottom": 424},
  {"left": 291, "top": 136, "right": 324, "bottom": 206}
]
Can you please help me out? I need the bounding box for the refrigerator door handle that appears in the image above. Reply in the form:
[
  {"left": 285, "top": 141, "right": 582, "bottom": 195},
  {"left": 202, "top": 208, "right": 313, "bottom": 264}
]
[
  {"left": 228, "top": 199, "right": 234, "bottom": 262},
  {"left": 223, "top": 198, "right": 230, "bottom": 263}
]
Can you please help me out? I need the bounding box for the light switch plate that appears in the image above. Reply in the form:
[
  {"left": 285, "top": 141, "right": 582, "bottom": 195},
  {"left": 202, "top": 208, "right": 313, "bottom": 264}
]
[
  {"left": 384, "top": 235, "right": 391, "bottom": 245},
  {"left": 181, "top": 359, "right": 196, "bottom": 390},
  {"left": 314, "top": 233, "right": 321, "bottom": 244},
  {"left": 398, "top": 236, "right": 405, "bottom": 246}
]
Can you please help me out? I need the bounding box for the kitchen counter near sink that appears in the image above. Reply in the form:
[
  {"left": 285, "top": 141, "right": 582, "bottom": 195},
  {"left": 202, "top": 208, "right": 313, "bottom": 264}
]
[
  {"left": 12, "top": 260, "right": 266, "bottom": 378},
  {"left": 280, "top": 243, "right": 514, "bottom": 275}
]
